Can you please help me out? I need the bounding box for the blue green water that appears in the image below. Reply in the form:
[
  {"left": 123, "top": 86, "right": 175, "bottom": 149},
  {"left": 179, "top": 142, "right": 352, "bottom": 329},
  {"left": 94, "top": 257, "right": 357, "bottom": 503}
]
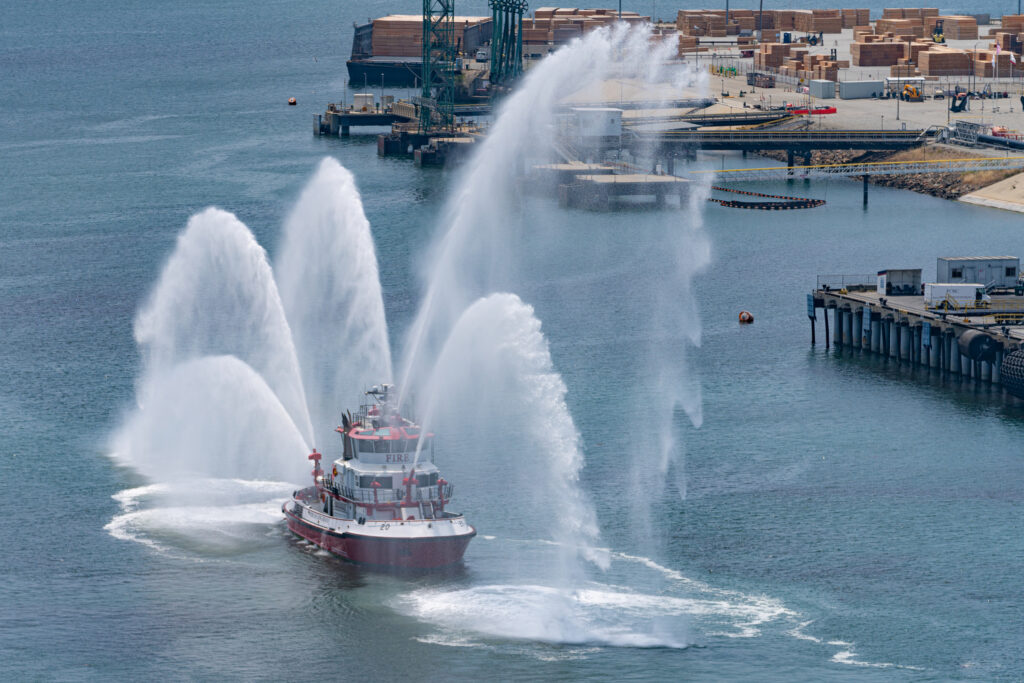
[{"left": 3, "top": 1, "right": 1024, "bottom": 679}]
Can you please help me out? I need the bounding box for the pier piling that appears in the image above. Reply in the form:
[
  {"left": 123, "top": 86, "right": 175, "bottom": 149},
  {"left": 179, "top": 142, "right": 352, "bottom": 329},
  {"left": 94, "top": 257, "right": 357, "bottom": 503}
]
[
  {"left": 812, "top": 283, "right": 1023, "bottom": 397},
  {"left": 824, "top": 304, "right": 830, "bottom": 348}
]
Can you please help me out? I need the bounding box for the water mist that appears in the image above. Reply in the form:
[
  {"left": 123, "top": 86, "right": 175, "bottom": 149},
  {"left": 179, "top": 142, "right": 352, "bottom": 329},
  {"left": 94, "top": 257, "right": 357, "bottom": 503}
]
[
  {"left": 416, "top": 293, "right": 607, "bottom": 574},
  {"left": 109, "top": 160, "right": 394, "bottom": 552},
  {"left": 133, "top": 207, "right": 314, "bottom": 445},
  {"left": 397, "top": 24, "right": 710, "bottom": 646},
  {"left": 276, "top": 157, "right": 393, "bottom": 450},
  {"left": 399, "top": 24, "right": 707, "bottom": 402}
]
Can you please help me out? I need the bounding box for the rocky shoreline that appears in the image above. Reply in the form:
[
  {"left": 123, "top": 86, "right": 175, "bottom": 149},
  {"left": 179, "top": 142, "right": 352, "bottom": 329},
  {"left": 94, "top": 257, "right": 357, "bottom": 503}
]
[{"left": 757, "top": 147, "right": 1020, "bottom": 200}]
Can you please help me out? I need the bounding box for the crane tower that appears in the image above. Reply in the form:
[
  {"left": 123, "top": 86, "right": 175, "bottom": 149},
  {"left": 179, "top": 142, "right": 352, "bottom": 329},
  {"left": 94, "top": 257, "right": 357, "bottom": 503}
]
[{"left": 420, "top": 0, "right": 456, "bottom": 132}]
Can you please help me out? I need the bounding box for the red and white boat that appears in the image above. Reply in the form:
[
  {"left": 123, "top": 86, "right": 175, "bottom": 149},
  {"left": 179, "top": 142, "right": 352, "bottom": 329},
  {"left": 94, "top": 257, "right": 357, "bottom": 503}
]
[{"left": 283, "top": 384, "right": 475, "bottom": 569}]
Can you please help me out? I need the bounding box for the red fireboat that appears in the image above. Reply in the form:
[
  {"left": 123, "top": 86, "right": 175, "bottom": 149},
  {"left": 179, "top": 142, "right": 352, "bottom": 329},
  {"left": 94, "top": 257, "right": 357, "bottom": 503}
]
[{"left": 283, "top": 384, "right": 475, "bottom": 569}]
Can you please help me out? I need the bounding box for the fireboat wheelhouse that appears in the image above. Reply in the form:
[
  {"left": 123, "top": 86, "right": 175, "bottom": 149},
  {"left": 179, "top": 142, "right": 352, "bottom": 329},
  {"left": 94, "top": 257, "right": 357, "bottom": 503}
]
[{"left": 283, "top": 384, "right": 475, "bottom": 569}]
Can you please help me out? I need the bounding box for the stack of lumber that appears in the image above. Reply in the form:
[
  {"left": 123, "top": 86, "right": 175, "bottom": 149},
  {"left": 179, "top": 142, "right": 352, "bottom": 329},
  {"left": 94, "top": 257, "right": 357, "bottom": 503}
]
[
  {"left": 974, "top": 49, "right": 1016, "bottom": 77},
  {"left": 812, "top": 9, "right": 843, "bottom": 33},
  {"left": 992, "top": 32, "right": 1017, "bottom": 52},
  {"left": 939, "top": 15, "right": 978, "bottom": 40},
  {"left": 851, "top": 41, "right": 907, "bottom": 66},
  {"left": 676, "top": 10, "right": 727, "bottom": 36},
  {"left": 805, "top": 53, "right": 841, "bottom": 79},
  {"left": 677, "top": 35, "right": 701, "bottom": 54},
  {"left": 527, "top": 9, "right": 646, "bottom": 44},
  {"left": 773, "top": 10, "right": 796, "bottom": 29},
  {"left": 371, "top": 15, "right": 491, "bottom": 57},
  {"left": 841, "top": 9, "right": 871, "bottom": 28},
  {"left": 753, "top": 42, "right": 794, "bottom": 69},
  {"left": 1002, "top": 15, "right": 1024, "bottom": 34},
  {"left": 522, "top": 18, "right": 553, "bottom": 45},
  {"left": 791, "top": 9, "right": 843, "bottom": 33},
  {"left": 906, "top": 40, "right": 934, "bottom": 63},
  {"left": 917, "top": 47, "right": 971, "bottom": 75},
  {"left": 882, "top": 8, "right": 939, "bottom": 19},
  {"left": 680, "top": 8, "right": 869, "bottom": 35},
  {"left": 889, "top": 64, "right": 922, "bottom": 76},
  {"left": 876, "top": 18, "right": 920, "bottom": 35},
  {"left": 371, "top": 15, "right": 424, "bottom": 57}
]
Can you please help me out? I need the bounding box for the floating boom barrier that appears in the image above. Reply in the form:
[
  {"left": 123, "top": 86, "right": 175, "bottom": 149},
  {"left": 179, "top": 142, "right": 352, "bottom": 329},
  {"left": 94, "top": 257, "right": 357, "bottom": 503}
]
[{"left": 708, "top": 185, "right": 825, "bottom": 210}]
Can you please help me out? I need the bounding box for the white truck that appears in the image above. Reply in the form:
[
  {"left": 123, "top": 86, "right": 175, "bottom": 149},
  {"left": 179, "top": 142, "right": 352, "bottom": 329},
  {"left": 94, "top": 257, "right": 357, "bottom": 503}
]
[{"left": 924, "top": 283, "right": 991, "bottom": 310}]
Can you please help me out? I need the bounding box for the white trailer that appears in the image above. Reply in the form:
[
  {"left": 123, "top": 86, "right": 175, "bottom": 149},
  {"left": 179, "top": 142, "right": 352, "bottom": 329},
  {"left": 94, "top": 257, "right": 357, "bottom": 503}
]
[
  {"left": 877, "top": 268, "right": 921, "bottom": 296},
  {"left": 936, "top": 256, "right": 1019, "bottom": 289},
  {"left": 924, "top": 283, "right": 991, "bottom": 310},
  {"left": 571, "top": 107, "right": 622, "bottom": 146}
]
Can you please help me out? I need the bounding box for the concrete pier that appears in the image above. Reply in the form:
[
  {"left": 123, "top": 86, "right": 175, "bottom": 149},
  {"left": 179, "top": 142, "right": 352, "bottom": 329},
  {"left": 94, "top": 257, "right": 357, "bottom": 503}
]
[
  {"left": 558, "top": 174, "right": 691, "bottom": 210},
  {"left": 810, "top": 284, "right": 1024, "bottom": 397}
]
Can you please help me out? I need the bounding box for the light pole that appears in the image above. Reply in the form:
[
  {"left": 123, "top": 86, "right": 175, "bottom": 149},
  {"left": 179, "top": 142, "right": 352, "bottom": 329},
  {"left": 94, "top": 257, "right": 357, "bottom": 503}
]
[
  {"left": 972, "top": 41, "right": 979, "bottom": 105},
  {"left": 880, "top": 114, "right": 884, "bottom": 130},
  {"left": 896, "top": 63, "right": 901, "bottom": 121}
]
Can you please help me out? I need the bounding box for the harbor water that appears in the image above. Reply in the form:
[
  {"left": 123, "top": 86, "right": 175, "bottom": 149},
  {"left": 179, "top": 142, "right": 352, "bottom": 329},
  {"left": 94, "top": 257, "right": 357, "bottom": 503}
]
[{"left": 3, "top": 1, "right": 1024, "bottom": 679}]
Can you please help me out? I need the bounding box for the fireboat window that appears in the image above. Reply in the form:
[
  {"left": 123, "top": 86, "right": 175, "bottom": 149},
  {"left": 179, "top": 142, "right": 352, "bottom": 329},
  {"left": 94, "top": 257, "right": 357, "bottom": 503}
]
[
  {"left": 358, "top": 475, "right": 393, "bottom": 489},
  {"left": 416, "top": 472, "right": 438, "bottom": 487}
]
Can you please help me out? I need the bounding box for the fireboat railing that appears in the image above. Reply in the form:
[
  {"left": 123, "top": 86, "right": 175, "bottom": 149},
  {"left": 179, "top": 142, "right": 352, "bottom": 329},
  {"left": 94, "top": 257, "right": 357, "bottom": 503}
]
[{"left": 322, "top": 479, "right": 453, "bottom": 504}]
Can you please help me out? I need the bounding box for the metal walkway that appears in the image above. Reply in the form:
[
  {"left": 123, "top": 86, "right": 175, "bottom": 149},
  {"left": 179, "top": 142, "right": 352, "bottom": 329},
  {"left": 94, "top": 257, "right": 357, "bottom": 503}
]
[
  {"left": 695, "top": 156, "right": 1024, "bottom": 181},
  {"left": 632, "top": 129, "right": 926, "bottom": 151}
]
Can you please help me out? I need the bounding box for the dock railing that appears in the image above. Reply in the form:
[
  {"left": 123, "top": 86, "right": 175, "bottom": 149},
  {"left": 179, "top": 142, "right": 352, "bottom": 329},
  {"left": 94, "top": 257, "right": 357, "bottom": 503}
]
[{"left": 816, "top": 274, "right": 876, "bottom": 291}]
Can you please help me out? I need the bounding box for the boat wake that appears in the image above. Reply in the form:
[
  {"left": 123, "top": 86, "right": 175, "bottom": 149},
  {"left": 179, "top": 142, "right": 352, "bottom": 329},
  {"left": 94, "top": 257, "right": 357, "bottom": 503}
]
[
  {"left": 105, "top": 479, "right": 294, "bottom": 556},
  {"left": 394, "top": 546, "right": 789, "bottom": 651},
  {"left": 397, "top": 541, "right": 916, "bottom": 670}
]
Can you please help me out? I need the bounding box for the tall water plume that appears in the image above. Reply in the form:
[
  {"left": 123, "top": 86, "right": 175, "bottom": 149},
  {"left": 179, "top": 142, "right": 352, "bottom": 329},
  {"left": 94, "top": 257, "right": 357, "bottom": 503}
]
[
  {"left": 109, "top": 160, "right": 396, "bottom": 552},
  {"left": 400, "top": 24, "right": 709, "bottom": 548},
  {"left": 134, "top": 207, "right": 313, "bottom": 445},
  {"left": 111, "top": 355, "right": 309, "bottom": 483},
  {"left": 276, "top": 157, "right": 393, "bottom": 450},
  {"left": 417, "top": 293, "right": 607, "bottom": 575},
  {"left": 399, "top": 23, "right": 705, "bottom": 401}
]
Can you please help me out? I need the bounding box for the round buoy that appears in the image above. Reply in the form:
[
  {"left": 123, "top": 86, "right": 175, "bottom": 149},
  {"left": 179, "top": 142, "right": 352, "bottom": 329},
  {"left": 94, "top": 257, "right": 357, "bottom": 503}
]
[
  {"left": 288, "top": 97, "right": 297, "bottom": 106},
  {"left": 738, "top": 311, "right": 754, "bottom": 324}
]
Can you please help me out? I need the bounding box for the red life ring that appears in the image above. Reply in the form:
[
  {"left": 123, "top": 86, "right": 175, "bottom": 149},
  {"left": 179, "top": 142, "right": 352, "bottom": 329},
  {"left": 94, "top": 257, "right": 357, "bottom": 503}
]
[{"left": 739, "top": 311, "right": 754, "bottom": 324}]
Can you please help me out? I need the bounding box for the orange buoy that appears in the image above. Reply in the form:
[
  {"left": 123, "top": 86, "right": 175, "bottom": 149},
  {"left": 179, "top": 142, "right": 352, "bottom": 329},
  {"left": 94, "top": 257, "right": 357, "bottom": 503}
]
[
  {"left": 738, "top": 311, "right": 754, "bottom": 324},
  {"left": 288, "top": 97, "right": 297, "bottom": 105}
]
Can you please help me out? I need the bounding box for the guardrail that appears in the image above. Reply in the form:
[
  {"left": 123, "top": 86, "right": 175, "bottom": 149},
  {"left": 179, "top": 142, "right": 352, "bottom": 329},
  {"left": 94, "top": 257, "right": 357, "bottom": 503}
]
[
  {"left": 816, "top": 274, "right": 876, "bottom": 290},
  {"left": 928, "top": 297, "right": 1024, "bottom": 314}
]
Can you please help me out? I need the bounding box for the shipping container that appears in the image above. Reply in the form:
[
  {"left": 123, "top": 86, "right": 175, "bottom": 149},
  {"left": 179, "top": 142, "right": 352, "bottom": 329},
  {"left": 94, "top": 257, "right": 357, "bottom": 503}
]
[
  {"left": 838, "top": 79, "right": 884, "bottom": 99},
  {"left": 809, "top": 79, "right": 835, "bottom": 98}
]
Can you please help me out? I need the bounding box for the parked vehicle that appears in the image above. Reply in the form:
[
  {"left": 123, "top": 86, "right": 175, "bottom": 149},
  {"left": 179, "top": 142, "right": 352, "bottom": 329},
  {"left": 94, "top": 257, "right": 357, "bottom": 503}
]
[{"left": 924, "top": 283, "right": 991, "bottom": 310}]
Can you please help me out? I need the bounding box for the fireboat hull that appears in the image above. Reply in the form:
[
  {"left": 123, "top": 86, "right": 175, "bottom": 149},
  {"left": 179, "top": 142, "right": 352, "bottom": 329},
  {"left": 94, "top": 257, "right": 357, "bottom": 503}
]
[{"left": 283, "top": 504, "right": 475, "bottom": 569}]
